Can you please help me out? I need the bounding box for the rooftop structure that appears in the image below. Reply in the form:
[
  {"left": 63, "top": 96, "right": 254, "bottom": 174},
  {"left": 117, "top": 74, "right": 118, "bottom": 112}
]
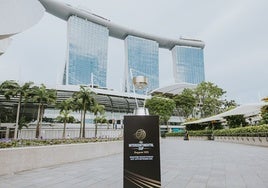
[
  {"left": 150, "top": 82, "right": 197, "bottom": 96},
  {"left": 184, "top": 103, "right": 267, "bottom": 125},
  {"left": 38, "top": 0, "right": 205, "bottom": 50},
  {"left": 0, "top": 0, "right": 205, "bottom": 90},
  {"left": 0, "top": 84, "right": 149, "bottom": 117}
]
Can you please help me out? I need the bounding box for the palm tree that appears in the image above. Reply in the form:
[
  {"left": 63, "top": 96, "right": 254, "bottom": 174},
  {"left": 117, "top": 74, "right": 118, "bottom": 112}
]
[
  {"left": 71, "top": 97, "right": 84, "bottom": 138},
  {"left": 72, "top": 86, "right": 96, "bottom": 138},
  {"left": 0, "top": 80, "right": 33, "bottom": 139},
  {"left": 56, "top": 110, "right": 75, "bottom": 138},
  {"left": 91, "top": 103, "right": 105, "bottom": 138},
  {"left": 56, "top": 98, "right": 74, "bottom": 138},
  {"left": 31, "top": 84, "right": 57, "bottom": 138}
]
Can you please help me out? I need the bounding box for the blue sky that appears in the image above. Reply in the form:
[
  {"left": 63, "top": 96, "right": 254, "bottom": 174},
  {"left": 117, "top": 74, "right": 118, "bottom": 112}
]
[{"left": 0, "top": 0, "right": 268, "bottom": 104}]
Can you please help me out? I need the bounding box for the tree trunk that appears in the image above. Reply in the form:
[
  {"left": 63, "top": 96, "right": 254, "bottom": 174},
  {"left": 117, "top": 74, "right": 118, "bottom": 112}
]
[
  {"left": 39, "top": 104, "right": 44, "bottom": 138},
  {"left": 166, "top": 121, "right": 170, "bottom": 133},
  {"left": 14, "top": 95, "right": 22, "bottom": 139},
  {"left": 94, "top": 123, "right": 98, "bottom": 138},
  {"left": 82, "top": 102, "right": 87, "bottom": 138},
  {"left": 63, "top": 120, "right": 66, "bottom": 138},
  {"left": 79, "top": 111, "right": 83, "bottom": 138},
  {"left": 35, "top": 103, "right": 41, "bottom": 138},
  {"left": 82, "top": 110, "right": 86, "bottom": 138}
]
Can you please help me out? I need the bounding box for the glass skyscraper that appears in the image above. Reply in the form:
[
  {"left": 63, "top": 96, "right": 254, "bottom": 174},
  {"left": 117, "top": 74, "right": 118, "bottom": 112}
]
[
  {"left": 172, "top": 46, "right": 205, "bottom": 84},
  {"left": 124, "top": 35, "right": 159, "bottom": 94},
  {"left": 63, "top": 16, "right": 109, "bottom": 87}
]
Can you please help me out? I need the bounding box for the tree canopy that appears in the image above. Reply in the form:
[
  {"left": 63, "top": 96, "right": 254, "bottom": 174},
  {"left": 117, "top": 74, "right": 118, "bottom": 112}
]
[
  {"left": 31, "top": 84, "right": 57, "bottom": 138},
  {"left": 172, "top": 82, "right": 235, "bottom": 120},
  {"left": 173, "top": 88, "right": 196, "bottom": 118},
  {"left": 72, "top": 86, "right": 96, "bottom": 138},
  {"left": 145, "top": 95, "right": 176, "bottom": 125},
  {"left": 0, "top": 80, "right": 33, "bottom": 139},
  {"left": 195, "top": 82, "right": 226, "bottom": 118}
]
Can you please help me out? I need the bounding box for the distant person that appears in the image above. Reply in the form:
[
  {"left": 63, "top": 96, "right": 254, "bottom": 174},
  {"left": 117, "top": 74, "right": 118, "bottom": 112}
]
[{"left": 184, "top": 131, "right": 189, "bottom": 141}]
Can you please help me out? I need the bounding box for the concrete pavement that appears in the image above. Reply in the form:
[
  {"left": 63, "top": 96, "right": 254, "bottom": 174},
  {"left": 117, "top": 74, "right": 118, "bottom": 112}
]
[{"left": 1, "top": 139, "right": 268, "bottom": 188}]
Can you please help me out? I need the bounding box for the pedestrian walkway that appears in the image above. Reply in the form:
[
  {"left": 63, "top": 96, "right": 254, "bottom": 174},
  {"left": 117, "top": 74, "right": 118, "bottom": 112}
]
[{"left": 1, "top": 139, "right": 268, "bottom": 188}]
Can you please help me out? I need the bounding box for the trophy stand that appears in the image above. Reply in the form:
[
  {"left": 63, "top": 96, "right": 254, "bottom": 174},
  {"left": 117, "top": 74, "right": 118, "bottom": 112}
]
[{"left": 123, "top": 76, "right": 161, "bottom": 187}]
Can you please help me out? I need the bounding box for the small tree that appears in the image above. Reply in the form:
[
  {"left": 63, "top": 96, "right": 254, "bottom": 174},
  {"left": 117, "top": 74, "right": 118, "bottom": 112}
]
[
  {"left": 56, "top": 111, "right": 75, "bottom": 138},
  {"left": 94, "top": 116, "right": 108, "bottom": 138},
  {"left": 91, "top": 103, "right": 105, "bottom": 138},
  {"left": 71, "top": 97, "right": 84, "bottom": 138},
  {"left": 260, "top": 105, "right": 268, "bottom": 125},
  {"left": 72, "top": 86, "right": 96, "bottom": 138},
  {"left": 195, "top": 82, "right": 226, "bottom": 118},
  {"left": 0, "top": 80, "right": 33, "bottom": 139},
  {"left": 31, "top": 84, "right": 57, "bottom": 138},
  {"left": 56, "top": 98, "right": 74, "bottom": 138},
  {"left": 173, "top": 88, "right": 196, "bottom": 118},
  {"left": 224, "top": 115, "right": 248, "bottom": 128},
  {"left": 145, "top": 95, "right": 176, "bottom": 125}
]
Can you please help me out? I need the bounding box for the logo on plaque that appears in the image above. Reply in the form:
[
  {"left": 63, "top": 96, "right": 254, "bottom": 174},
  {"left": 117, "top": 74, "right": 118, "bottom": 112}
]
[{"left": 135, "top": 129, "right": 146, "bottom": 142}]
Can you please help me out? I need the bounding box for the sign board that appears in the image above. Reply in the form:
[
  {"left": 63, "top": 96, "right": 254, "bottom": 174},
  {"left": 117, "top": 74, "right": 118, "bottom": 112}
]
[{"left": 124, "top": 115, "right": 161, "bottom": 188}]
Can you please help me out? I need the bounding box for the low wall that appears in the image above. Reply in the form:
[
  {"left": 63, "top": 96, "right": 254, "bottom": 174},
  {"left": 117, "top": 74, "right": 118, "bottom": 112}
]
[
  {"left": 0, "top": 141, "right": 123, "bottom": 176},
  {"left": 165, "top": 136, "right": 268, "bottom": 147},
  {"left": 214, "top": 136, "right": 268, "bottom": 147},
  {"left": 165, "top": 136, "right": 209, "bottom": 141},
  {"left": 19, "top": 127, "right": 123, "bottom": 139}
]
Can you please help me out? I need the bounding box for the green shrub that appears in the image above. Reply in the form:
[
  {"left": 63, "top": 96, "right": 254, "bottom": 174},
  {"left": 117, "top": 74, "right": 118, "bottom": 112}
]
[
  {"left": 188, "top": 130, "right": 212, "bottom": 136},
  {"left": 165, "top": 132, "right": 185, "bottom": 137},
  {"left": 165, "top": 130, "right": 213, "bottom": 138},
  {"left": 0, "top": 137, "right": 122, "bottom": 149},
  {"left": 213, "top": 125, "right": 268, "bottom": 137}
]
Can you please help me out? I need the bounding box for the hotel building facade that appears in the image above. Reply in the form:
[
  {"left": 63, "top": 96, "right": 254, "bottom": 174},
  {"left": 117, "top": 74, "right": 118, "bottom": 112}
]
[
  {"left": 37, "top": 0, "right": 205, "bottom": 92},
  {"left": 64, "top": 16, "right": 109, "bottom": 87}
]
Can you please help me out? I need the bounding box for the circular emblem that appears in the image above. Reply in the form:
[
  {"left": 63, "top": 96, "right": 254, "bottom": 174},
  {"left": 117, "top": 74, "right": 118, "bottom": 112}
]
[{"left": 135, "top": 129, "right": 146, "bottom": 141}]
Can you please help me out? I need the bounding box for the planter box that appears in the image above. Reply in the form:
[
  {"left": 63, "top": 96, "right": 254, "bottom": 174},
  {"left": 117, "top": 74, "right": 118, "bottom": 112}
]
[
  {"left": 0, "top": 141, "right": 123, "bottom": 176},
  {"left": 214, "top": 136, "right": 268, "bottom": 147}
]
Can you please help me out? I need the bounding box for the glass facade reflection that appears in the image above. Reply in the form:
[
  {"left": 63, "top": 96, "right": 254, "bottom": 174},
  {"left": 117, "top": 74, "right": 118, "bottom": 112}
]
[
  {"left": 124, "top": 35, "right": 159, "bottom": 94},
  {"left": 172, "top": 46, "right": 204, "bottom": 84},
  {"left": 64, "top": 16, "right": 109, "bottom": 87}
]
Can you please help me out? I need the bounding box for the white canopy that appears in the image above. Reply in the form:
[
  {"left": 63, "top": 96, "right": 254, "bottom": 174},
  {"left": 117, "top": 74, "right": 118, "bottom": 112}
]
[
  {"left": 184, "top": 103, "right": 267, "bottom": 125},
  {"left": 150, "top": 82, "right": 196, "bottom": 96}
]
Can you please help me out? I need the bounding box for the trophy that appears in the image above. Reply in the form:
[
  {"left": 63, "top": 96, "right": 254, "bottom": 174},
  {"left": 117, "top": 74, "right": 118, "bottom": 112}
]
[{"left": 132, "top": 75, "right": 149, "bottom": 115}]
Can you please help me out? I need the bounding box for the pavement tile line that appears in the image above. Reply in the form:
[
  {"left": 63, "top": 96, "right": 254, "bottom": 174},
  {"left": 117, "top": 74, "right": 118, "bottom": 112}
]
[{"left": 1, "top": 140, "right": 268, "bottom": 188}]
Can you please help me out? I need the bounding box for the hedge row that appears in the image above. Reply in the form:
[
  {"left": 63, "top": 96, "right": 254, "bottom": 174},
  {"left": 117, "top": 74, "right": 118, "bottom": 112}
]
[
  {"left": 0, "top": 137, "right": 122, "bottom": 149},
  {"left": 213, "top": 125, "right": 268, "bottom": 137},
  {"left": 188, "top": 130, "right": 213, "bottom": 136},
  {"left": 165, "top": 130, "right": 212, "bottom": 137},
  {"left": 165, "top": 125, "right": 268, "bottom": 138},
  {"left": 165, "top": 132, "right": 185, "bottom": 137}
]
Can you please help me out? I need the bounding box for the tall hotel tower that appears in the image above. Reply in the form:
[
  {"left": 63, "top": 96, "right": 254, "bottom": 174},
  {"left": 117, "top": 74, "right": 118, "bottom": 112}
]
[
  {"left": 63, "top": 16, "right": 109, "bottom": 87},
  {"left": 124, "top": 36, "right": 159, "bottom": 94},
  {"left": 172, "top": 45, "right": 204, "bottom": 84},
  {"left": 38, "top": 0, "right": 205, "bottom": 92}
]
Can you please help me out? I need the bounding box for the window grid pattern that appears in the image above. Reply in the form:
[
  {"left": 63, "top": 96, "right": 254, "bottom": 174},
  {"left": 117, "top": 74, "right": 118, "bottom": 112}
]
[
  {"left": 125, "top": 35, "right": 159, "bottom": 94},
  {"left": 66, "top": 16, "right": 108, "bottom": 87},
  {"left": 172, "top": 46, "right": 204, "bottom": 84}
]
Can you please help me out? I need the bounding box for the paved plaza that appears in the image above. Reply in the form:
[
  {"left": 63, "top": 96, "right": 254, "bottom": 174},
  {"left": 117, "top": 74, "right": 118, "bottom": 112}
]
[{"left": 1, "top": 139, "right": 268, "bottom": 188}]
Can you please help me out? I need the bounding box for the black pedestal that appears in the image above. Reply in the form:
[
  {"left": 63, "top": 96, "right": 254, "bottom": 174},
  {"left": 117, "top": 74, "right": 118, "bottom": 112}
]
[{"left": 123, "top": 115, "right": 161, "bottom": 188}]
